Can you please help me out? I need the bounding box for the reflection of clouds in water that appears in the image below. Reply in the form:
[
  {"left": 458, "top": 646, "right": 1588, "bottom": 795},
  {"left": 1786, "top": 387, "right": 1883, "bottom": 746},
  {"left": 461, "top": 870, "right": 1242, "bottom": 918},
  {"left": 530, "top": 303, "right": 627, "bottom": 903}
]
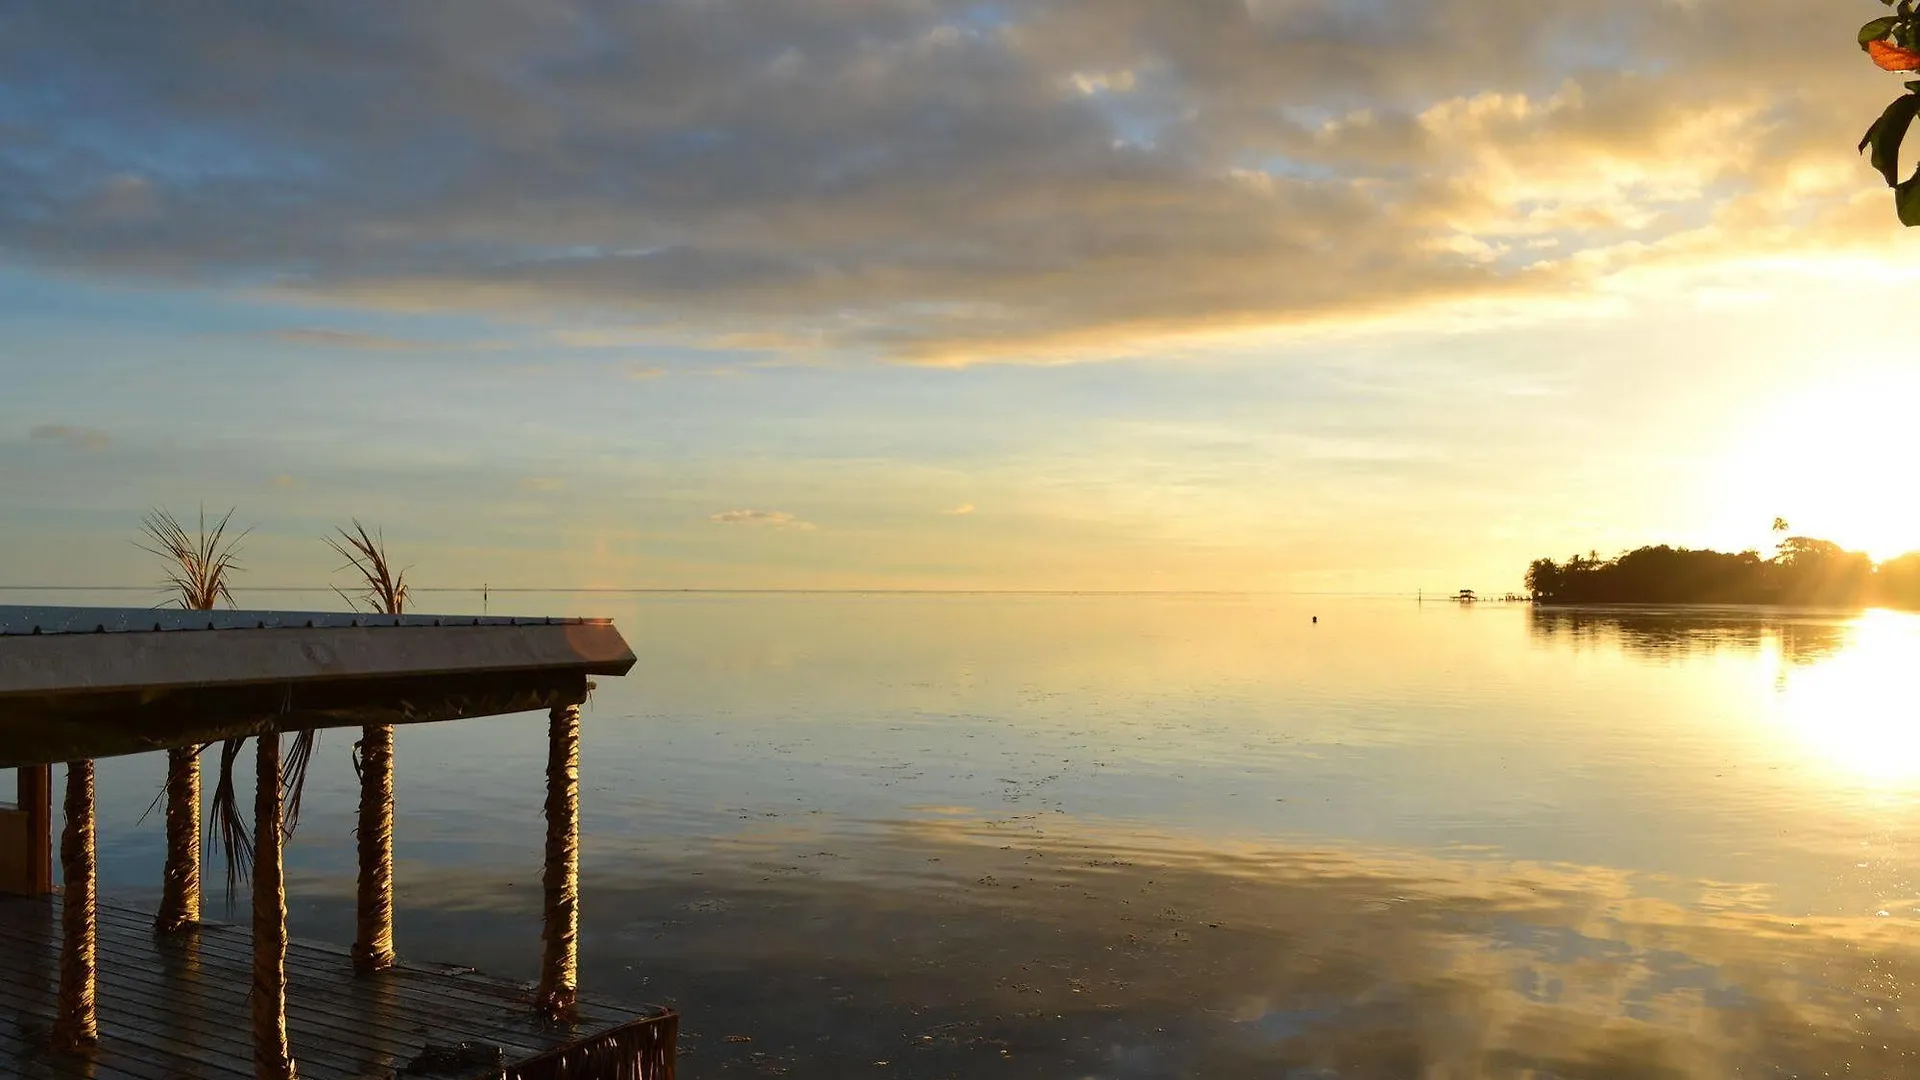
[{"left": 284, "top": 815, "right": 1919, "bottom": 1079}]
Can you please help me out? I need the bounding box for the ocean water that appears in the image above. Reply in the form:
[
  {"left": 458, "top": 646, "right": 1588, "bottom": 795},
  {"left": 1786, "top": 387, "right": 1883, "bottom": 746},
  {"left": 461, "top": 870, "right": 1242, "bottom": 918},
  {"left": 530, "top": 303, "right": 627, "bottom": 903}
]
[{"left": 50, "top": 593, "right": 1920, "bottom": 1077}]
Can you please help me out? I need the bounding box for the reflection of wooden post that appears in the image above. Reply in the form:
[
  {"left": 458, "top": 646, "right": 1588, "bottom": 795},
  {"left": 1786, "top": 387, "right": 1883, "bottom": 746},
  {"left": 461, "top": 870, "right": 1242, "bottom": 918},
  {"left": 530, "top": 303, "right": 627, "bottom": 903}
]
[
  {"left": 252, "top": 735, "right": 297, "bottom": 1080},
  {"left": 535, "top": 703, "right": 581, "bottom": 1020},
  {"left": 53, "top": 760, "right": 98, "bottom": 1052},
  {"left": 352, "top": 725, "right": 396, "bottom": 973},
  {"left": 157, "top": 746, "right": 202, "bottom": 932}
]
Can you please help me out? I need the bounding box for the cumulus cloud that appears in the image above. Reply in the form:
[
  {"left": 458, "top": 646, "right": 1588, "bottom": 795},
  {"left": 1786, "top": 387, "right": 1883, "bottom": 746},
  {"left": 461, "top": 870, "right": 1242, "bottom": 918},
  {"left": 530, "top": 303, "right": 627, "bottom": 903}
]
[
  {"left": 0, "top": 2, "right": 1901, "bottom": 362},
  {"left": 710, "top": 509, "right": 816, "bottom": 530},
  {"left": 28, "top": 424, "right": 111, "bottom": 450}
]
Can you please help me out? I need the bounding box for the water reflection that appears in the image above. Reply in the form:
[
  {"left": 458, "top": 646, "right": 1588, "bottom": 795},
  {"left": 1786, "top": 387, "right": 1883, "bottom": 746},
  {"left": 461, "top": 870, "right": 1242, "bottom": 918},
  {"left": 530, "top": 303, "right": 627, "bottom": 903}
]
[
  {"left": 1532, "top": 604, "right": 1920, "bottom": 789},
  {"left": 283, "top": 815, "right": 1920, "bottom": 1079},
  {"left": 1773, "top": 609, "right": 1920, "bottom": 786},
  {"left": 1529, "top": 605, "right": 1852, "bottom": 664},
  {"left": 54, "top": 594, "right": 1920, "bottom": 1077}
]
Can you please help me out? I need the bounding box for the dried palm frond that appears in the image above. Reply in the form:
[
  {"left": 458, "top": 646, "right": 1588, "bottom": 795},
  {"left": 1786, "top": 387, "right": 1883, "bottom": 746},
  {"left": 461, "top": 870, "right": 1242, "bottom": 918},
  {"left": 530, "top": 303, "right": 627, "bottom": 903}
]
[
  {"left": 137, "top": 506, "right": 249, "bottom": 611},
  {"left": 326, "top": 520, "right": 410, "bottom": 616},
  {"left": 280, "top": 729, "right": 317, "bottom": 838},
  {"left": 207, "top": 737, "right": 254, "bottom": 902}
]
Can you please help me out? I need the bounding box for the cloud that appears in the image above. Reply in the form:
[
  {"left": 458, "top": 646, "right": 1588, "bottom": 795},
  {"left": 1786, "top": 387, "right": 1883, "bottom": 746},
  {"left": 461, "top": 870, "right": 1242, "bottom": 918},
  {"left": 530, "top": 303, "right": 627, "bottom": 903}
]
[
  {"left": 620, "top": 364, "right": 668, "bottom": 381},
  {"left": 270, "top": 474, "right": 301, "bottom": 488},
  {"left": 710, "top": 509, "right": 816, "bottom": 530},
  {"left": 944, "top": 503, "right": 976, "bottom": 516},
  {"left": 266, "top": 328, "right": 437, "bottom": 350},
  {"left": 518, "top": 477, "right": 564, "bottom": 493},
  {"left": 0, "top": 2, "right": 1901, "bottom": 361},
  {"left": 28, "top": 424, "right": 111, "bottom": 450}
]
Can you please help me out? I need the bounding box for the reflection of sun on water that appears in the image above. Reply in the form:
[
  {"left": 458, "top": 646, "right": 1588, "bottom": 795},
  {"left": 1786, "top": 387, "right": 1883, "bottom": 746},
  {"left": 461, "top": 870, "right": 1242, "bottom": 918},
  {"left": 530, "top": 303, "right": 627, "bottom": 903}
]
[{"left": 1774, "top": 610, "right": 1920, "bottom": 786}]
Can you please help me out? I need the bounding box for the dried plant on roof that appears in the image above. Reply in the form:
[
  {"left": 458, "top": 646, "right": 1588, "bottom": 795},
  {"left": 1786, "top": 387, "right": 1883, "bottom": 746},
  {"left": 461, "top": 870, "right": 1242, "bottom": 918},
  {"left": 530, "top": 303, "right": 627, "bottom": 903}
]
[
  {"left": 327, "top": 519, "right": 411, "bottom": 616},
  {"left": 137, "top": 506, "right": 249, "bottom": 611}
]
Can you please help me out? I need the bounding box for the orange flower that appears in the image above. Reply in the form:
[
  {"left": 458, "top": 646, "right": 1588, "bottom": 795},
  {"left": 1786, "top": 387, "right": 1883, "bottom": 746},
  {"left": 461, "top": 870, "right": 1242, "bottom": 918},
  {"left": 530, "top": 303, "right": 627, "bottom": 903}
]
[{"left": 1868, "top": 38, "right": 1920, "bottom": 72}]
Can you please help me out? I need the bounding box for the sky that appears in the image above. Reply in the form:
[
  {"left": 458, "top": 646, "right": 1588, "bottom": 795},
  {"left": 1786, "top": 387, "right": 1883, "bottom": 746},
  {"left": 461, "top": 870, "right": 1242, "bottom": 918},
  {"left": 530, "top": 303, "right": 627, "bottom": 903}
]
[{"left": 3, "top": 0, "right": 1919, "bottom": 595}]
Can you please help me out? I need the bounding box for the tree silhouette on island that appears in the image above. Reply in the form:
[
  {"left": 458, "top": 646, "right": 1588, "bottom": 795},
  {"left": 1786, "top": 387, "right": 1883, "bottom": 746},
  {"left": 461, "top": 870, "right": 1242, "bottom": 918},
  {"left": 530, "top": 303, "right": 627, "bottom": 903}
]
[{"left": 1527, "top": 523, "right": 1920, "bottom": 609}]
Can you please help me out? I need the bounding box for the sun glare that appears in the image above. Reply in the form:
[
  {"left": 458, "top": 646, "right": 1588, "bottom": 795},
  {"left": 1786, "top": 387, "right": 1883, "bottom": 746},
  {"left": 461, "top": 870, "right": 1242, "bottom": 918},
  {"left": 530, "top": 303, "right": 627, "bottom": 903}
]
[
  {"left": 1773, "top": 610, "right": 1920, "bottom": 786},
  {"left": 1717, "top": 376, "right": 1920, "bottom": 563}
]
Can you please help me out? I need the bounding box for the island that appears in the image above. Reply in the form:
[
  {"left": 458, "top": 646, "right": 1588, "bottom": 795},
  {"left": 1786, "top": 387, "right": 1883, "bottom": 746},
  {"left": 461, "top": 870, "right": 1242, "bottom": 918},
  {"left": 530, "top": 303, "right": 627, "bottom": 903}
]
[{"left": 1526, "top": 535, "right": 1920, "bottom": 609}]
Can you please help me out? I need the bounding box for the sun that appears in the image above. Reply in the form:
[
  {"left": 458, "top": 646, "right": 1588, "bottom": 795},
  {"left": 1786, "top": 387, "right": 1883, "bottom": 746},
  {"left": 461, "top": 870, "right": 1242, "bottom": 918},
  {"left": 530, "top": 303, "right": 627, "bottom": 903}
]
[{"left": 1715, "top": 375, "right": 1920, "bottom": 563}]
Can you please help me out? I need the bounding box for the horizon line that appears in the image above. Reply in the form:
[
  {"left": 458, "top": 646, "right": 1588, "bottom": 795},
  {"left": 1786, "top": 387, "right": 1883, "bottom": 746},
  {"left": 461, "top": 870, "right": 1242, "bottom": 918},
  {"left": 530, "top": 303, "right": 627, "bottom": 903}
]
[{"left": 0, "top": 584, "right": 1457, "bottom": 599}]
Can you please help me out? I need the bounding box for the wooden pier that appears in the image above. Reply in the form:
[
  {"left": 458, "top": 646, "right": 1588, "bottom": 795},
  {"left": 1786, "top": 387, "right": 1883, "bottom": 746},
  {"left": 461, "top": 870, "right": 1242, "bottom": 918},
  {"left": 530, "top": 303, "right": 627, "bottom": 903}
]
[
  {"left": 1, "top": 606, "right": 675, "bottom": 1079},
  {"left": 0, "top": 895, "right": 675, "bottom": 1079}
]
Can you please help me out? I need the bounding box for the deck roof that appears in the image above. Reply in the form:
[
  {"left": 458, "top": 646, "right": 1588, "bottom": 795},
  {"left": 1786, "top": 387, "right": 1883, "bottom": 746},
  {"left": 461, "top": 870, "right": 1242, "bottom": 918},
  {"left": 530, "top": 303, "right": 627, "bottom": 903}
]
[{"left": 0, "top": 606, "right": 635, "bottom": 768}]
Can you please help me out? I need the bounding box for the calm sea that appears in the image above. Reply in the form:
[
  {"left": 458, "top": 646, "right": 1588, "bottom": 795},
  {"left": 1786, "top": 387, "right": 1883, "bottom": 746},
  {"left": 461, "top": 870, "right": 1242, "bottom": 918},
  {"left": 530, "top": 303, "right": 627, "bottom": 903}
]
[{"left": 48, "top": 592, "right": 1920, "bottom": 1078}]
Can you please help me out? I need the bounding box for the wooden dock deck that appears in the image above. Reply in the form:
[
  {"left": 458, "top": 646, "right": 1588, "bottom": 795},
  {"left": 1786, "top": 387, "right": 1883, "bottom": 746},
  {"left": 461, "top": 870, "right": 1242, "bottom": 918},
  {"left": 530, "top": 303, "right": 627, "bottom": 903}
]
[{"left": 0, "top": 895, "right": 675, "bottom": 1080}]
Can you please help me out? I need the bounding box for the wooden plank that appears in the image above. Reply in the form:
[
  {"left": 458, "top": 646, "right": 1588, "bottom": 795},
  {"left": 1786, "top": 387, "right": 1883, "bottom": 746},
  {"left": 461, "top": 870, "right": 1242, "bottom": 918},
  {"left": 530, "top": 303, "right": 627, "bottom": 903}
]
[
  {"left": 81, "top": 910, "right": 578, "bottom": 1045},
  {"left": 80, "top": 956, "right": 555, "bottom": 1063},
  {"left": 0, "top": 895, "right": 666, "bottom": 1080},
  {"left": 91, "top": 906, "right": 631, "bottom": 1035},
  {"left": 68, "top": 916, "right": 560, "bottom": 1062},
  {"left": 0, "top": 910, "right": 264, "bottom": 1080},
  {"left": 0, "top": 977, "right": 243, "bottom": 1080}
]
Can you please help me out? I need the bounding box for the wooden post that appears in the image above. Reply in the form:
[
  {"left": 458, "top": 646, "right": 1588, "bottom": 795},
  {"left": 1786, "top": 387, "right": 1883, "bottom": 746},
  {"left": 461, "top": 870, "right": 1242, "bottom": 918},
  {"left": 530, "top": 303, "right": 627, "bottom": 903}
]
[
  {"left": 252, "top": 735, "right": 297, "bottom": 1080},
  {"left": 352, "top": 724, "right": 396, "bottom": 973},
  {"left": 156, "top": 746, "right": 202, "bottom": 932},
  {"left": 53, "top": 760, "right": 98, "bottom": 1052},
  {"left": 22, "top": 765, "right": 52, "bottom": 895},
  {"left": 535, "top": 702, "right": 581, "bottom": 1020},
  {"left": 0, "top": 765, "right": 53, "bottom": 896}
]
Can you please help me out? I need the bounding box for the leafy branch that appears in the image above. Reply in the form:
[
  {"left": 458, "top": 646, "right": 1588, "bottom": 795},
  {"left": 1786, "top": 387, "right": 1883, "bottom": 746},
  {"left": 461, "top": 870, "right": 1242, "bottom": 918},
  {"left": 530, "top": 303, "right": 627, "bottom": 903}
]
[{"left": 1858, "top": 1, "right": 1920, "bottom": 225}]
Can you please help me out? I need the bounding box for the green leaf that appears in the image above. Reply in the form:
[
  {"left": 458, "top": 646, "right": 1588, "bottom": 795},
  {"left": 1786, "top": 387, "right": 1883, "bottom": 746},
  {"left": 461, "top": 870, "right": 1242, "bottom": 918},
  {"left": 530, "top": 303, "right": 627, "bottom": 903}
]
[
  {"left": 1861, "top": 93, "right": 1920, "bottom": 188},
  {"left": 1898, "top": 169, "right": 1920, "bottom": 227},
  {"left": 1862, "top": 15, "right": 1898, "bottom": 45}
]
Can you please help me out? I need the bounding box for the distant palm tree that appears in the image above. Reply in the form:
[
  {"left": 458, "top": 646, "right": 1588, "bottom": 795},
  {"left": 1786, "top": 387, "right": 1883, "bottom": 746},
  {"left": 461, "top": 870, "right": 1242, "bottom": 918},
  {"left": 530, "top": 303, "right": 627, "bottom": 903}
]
[
  {"left": 137, "top": 506, "right": 247, "bottom": 927},
  {"left": 327, "top": 520, "right": 408, "bottom": 972}
]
